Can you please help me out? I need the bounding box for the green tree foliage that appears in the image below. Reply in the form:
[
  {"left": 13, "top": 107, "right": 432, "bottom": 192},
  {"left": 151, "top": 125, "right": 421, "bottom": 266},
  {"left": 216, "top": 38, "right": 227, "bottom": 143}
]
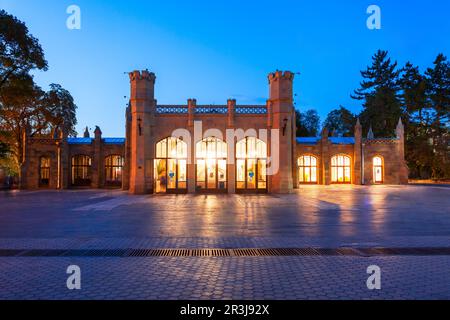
[
  {"left": 0, "top": 10, "right": 47, "bottom": 92},
  {"left": 296, "top": 109, "right": 320, "bottom": 137},
  {"left": 0, "top": 10, "right": 77, "bottom": 176},
  {"left": 424, "top": 54, "right": 450, "bottom": 179},
  {"left": 352, "top": 50, "right": 403, "bottom": 137},
  {"left": 323, "top": 106, "right": 356, "bottom": 137}
]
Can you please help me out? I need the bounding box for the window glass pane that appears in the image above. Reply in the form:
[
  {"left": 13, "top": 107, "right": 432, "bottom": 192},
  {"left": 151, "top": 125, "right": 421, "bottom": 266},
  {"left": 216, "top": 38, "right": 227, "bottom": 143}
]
[
  {"left": 207, "top": 159, "right": 216, "bottom": 189},
  {"left": 338, "top": 156, "right": 344, "bottom": 166},
  {"left": 256, "top": 140, "right": 267, "bottom": 158},
  {"left": 338, "top": 167, "right": 344, "bottom": 182},
  {"left": 305, "top": 156, "right": 310, "bottom": 166},
  {"left": 299, "top": 167, "right": 304, "bottom": 182},
  {"left": 332, "top": 167, "right": 337, "bottom": 182},
  {"left": 344, "top": 167, "right": 351, "bottom": 182},
  {"left": 344, "top": 156, "right": 351, "bottom": 166},
  {"left": 248, "top": 138, "right": 256, "bottom": 158},
  {"left": 311, "top": 167, "right": 317, "bottom": 182},
  {"left": 311, "top": 156, "right": 317, "bottom": 166},
  {"left": 177, "top": 140, "right": 187, "bottom": 159},
  {"left": 155, "top": 159, "right": 167, "bottom": 193},
  {"left": 258, "top": 160, "right": 267, "bottom": 189},
  {"left": 298, "top": 157, "right": 304, "bottom": 166},
  {"left": 197, "top": 160, "right": 206, "bottom": 182},
  {"left": 247, "top": 159, "right": 256, "bottom": 189},
  {"left": 236, "top": 140, "right": 246, "bottom": 158},
  {"left": 305, "top": 167, "right": 311, "bottom": 182},
  {"left": 237, "top": 159, "right": 245, "bottom": 183},
  {"left": 332, "top": 156, "right": 337, "bottom": 166},
  {"left": 218, "top": 159, "right": 227, "bottom": 190},
  {"left": 178, "top": 160, "right": 187, "bottom": 182},
  {"left": 167, "top": 159, "right": 177, "bottom": 189}
]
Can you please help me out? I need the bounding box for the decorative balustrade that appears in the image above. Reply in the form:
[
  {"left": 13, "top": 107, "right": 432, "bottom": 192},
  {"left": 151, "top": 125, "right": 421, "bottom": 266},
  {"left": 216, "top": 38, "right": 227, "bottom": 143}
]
[{"left": 156, "top": 105, "right": 267, "bottom": 115}]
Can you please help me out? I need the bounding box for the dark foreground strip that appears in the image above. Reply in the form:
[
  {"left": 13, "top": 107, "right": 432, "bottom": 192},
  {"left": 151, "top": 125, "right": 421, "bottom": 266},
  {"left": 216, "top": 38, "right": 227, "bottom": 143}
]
[{"left": 2, "top": 247, "right": 450, "bottom": 258}]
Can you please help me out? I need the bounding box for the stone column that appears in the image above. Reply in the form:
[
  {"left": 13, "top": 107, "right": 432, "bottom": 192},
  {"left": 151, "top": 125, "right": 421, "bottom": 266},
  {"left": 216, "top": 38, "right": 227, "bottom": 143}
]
[
  {"left": 187, "top": 99, "right": 197, "bottom": 193},
  {"left": 227, "top": 99, "right": 236, "bottom": 194},
  {"left": 354, "top": 119, "right": 362, "bottom": 185}
]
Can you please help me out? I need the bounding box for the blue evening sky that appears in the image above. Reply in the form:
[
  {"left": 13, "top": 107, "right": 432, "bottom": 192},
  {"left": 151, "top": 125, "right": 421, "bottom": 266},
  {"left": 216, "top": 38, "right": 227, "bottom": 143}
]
[{"left": 2, "top": 0, "right": 450, "bottom": 137}]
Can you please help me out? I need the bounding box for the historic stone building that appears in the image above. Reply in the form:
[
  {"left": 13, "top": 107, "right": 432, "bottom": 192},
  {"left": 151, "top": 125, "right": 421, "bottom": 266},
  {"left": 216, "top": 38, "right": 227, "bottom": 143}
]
[{"left": 19, "top": 70, "right": 408, "bottom": 193}]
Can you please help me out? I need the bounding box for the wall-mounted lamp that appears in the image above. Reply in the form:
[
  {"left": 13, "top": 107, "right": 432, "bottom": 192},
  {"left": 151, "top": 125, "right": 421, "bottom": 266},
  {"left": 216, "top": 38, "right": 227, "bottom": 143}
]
[
  {"left": 282, "top": 118, "right": 288, "bottom": 136},
  {"left": 138, "top": 117, "right": 142, "bottom": 136}
]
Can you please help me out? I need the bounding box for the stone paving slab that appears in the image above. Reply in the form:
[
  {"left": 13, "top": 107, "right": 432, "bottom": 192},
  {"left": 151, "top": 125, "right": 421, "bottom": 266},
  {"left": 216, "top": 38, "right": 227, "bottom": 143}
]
[
  {"left": 0, "top": 256, "right": 449, "bottom": 300},
  {"left": 1, "top": 236, "right": 450, "bottom": 250}
]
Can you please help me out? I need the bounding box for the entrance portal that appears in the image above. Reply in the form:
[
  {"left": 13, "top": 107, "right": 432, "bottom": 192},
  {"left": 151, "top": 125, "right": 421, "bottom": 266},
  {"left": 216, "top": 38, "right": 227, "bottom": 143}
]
[
  {"left": 196, "top": 137, "right": 227, "bottom": 192},
  {"left": 154, "top": 137, "right": 187, "bottom": 193}
]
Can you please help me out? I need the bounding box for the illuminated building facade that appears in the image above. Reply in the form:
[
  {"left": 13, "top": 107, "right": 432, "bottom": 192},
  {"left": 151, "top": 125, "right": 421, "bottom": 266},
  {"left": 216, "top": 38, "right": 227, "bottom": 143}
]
[{"left": 19, "top": 70, "right": 409, "bottom": 193}]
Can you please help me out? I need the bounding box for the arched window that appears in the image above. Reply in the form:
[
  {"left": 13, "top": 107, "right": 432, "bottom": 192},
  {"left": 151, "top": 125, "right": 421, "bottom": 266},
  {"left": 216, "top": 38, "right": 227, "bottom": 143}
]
[
  {"left": 331, "top": 155, "right": 351, "bottom": 184},
  {"left": 39, "top": 157, "right": 51, "bottom": 187},
  {"left": 373, "top": 156, "right": 384, "bottom": 184},
  {"left": 298, "top": 155, "right": 318, "bottom": 184},
  {"left": 155, "top": 137, "right": 187, "bottom": 193},
  {"left": 71, "top": 155, "right": 92, "bottom": 186},
  {"left": 196, "top": 137, "right": 227, "bottom": 191},
  {"left": 236, "top": 137, "right": 267, "bottom": 191},
  {"left": 105, "top": 155, "right": 124, "bottom": 187}
]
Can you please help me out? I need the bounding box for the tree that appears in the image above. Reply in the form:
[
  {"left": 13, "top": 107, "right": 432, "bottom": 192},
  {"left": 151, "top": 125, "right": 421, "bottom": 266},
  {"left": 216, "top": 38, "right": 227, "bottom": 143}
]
[
  {"left": 42, "top": 84, "right": 78, "bottom": 137},
  {"left": 399, "top": 62, "right": 433, "bottom": 178},
  {"left": 0, "top": 73, "right": 77, "bottom": 172},
  {"left": 352, "top": 50, "right": 403, "bottom": 137},
  {"left": 0, "top": 10, "right": 47, "bottom": 91},
  {"left": 424, "top": 54, "right": 450, "bottom": 179},
  {"left": 295, "top": 109, "right": 320, "bottom": 137},
  {"left": 323, "top": 106, "right": 356, "bottom": 137}
]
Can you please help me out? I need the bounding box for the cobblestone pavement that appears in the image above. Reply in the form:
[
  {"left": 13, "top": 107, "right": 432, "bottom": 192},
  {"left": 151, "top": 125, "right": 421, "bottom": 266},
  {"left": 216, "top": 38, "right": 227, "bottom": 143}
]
[
  {"left": 0, "top": 185, "right": 449, "bottom": 299},
  {"left": 0, "top": 256, "right": 449, "bottom": 300}
]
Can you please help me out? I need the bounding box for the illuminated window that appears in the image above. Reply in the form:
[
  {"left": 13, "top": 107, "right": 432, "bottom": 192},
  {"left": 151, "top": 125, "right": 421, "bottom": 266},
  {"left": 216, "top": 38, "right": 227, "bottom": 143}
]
[
  {"left": 39, "top": 157, "right": 51, "bottom": 187},
  {"left": 196, "top": 137, "right": 227, "bottom": 191},
  {"left": 331, "top": 155, "right": 351, "bottom": 184},
  {"left": 298, "top": 155, "right": 318, "bottom": 184},
  {"left": 155, "top": 137, "right": 187, "bottom": 193},
  {"left": 71, "top": 155, "right": 92, "bottom": 186},
  {"left": 236, "top": 137, "right": 267, "bottom": 191},
  {"left": 105, "top": 155, "right": 124, "bottom": 187},
  {"left": 373, "top": 156, "right": 384, "bottom": 184}
]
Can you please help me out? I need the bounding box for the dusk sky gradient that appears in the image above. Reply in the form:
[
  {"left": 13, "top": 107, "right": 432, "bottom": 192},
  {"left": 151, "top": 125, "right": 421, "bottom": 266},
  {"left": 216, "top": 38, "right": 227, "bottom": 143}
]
[{"left": 2, "top": 0, "right": 450, "bottom": 136}]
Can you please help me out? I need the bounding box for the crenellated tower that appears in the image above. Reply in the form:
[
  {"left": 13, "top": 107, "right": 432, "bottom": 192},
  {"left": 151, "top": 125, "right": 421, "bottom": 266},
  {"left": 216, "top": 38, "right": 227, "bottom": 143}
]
[
  {"left": 268, "top": 71, "right": 295, "bottom": 193},
  {"left": 128, "top": 70, "right": 157, "bottom": 194}
]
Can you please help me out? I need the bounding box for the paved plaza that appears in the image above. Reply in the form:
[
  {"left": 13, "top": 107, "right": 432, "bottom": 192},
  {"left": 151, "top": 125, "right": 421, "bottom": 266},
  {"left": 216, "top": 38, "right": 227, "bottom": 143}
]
[{"left": 0, "top": 185, "right": 449, "bottom": 299}]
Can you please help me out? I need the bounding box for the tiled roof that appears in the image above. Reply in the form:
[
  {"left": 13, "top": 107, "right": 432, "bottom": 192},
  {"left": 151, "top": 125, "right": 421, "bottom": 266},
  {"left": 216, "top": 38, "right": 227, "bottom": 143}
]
[
  {"left": 67, "top": 138, "right": 125, "bottom": 145},
  {"left": 296, "top": 137, "right": 356, "bottom": 145},
  {"left": 103, "top": 138, "right": 126, "bottom": 144},
  {"left": 296, "top": 137, "right": 320, "bottom": 145},
  {"left": 330, "top": 137, "right": 355, "bottom": 145},
  {"left": 67, "top": 138, "right": 93, "bottom": 145}
]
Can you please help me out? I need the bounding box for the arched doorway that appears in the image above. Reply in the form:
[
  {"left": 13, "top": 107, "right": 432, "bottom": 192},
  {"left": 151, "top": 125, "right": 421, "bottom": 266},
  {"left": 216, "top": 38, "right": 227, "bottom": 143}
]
[
  {"left": 71, "top": 155, "right": 92, "bottom": 186},
  {"left": 196, "top": 137, "right": 227, "bottom": 192},
  {"left": 155, "top": 137, "right": 188, "bottom": 193},
  {"left": 236, "top": 137, "right": 267, "bottom": 193},
  {"left": 373, "top": 156, "right": 384, "bottom": 184},
  {"left": 331, "top": 155, "right": 351, "bottom": 184},
  {"left": 298, "top": 155, "right": 318, "bottom": 184},
  {"left": 105, "top": 155, "right": 124, "bottom": 187}
]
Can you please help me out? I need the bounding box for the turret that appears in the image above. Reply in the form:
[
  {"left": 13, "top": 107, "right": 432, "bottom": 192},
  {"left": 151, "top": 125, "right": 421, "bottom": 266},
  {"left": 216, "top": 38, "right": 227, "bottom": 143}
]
[
  {"left": 128, "top": 70, "right": 157, "bottom": 194},
  {"left": 268, "top": 71, "right": 295, "bottom": 193}
]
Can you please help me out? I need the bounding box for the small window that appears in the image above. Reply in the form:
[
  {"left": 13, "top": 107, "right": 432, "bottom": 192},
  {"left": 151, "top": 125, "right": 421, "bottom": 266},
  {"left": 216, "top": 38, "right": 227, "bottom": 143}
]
[{"left": 39, "top": 157, "right": 51, "bottom": 187}]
